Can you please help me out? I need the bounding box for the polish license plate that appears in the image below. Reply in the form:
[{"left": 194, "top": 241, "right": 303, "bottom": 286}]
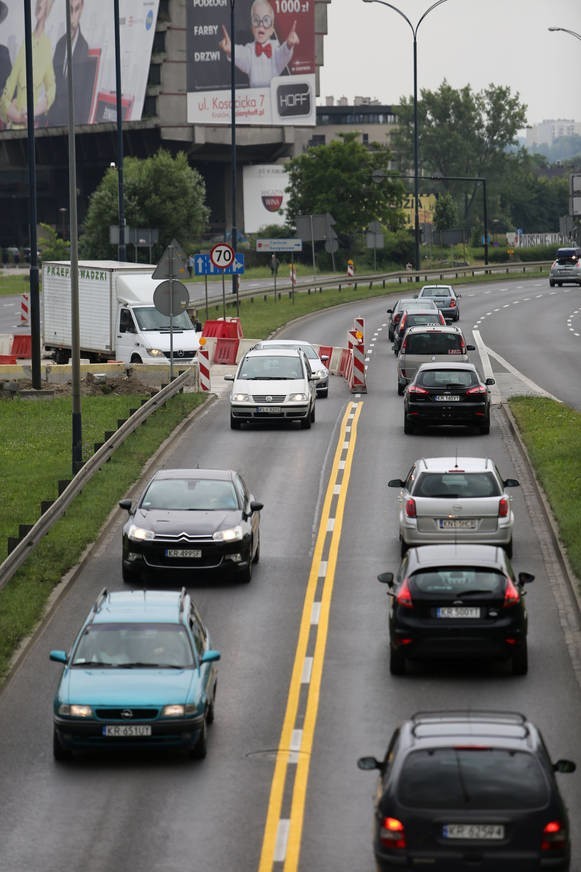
[
  {"left": 434, "top": 395, "right": 460, "bottom": 401},
  {"left": 443, "top": 823, "right": 504, "bottom": 840},
  {"left": 165, "top": 548, "right": 202, "bottom": 558},
  {"left": 438, "top": 519, "right": 477, "bottom": 529},
  {"left": 103, "top": 725, "right": 152, "bottom": 737},
  {"left": 257, "top": 406, "right": 282, "bottom": 413},
  {"left": 437, "top": 607, "right": 480, "bottom": 618}
]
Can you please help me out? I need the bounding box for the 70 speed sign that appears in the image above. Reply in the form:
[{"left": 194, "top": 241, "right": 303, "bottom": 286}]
[{"left": 210, "top": 242, "right": 235, "bottom": 269}]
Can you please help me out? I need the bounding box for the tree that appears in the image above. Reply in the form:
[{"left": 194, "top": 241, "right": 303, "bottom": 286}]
[
  {"left": 284, "top": 133, "right": 405, "bottom": 248},
  {"left": 392, "top": 81, "right": 527, "bottom": 225},
  {"left": 434, "top": 192, "right": 457, "bottom": 232},
  {"left": 80, "top": 150, "right": 210, "bottom": 259}
]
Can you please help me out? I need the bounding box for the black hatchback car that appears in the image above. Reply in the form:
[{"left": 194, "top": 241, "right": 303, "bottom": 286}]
[
  {"left": 357, "top": 710, "right": 575, "bottom": 872},
  {"left": 404, "top": 362, "right": 494, "bottom": 434},
  {"left": 120, "top": 468, "right": 263, "bottom": 584},
  {"left": 377, "top": 544, "right": 533, "bottom": 675}
]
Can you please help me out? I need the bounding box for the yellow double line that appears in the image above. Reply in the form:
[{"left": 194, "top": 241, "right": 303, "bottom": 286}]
[{"left": 258, "top": 401, "right": 363, "bottom": 872}]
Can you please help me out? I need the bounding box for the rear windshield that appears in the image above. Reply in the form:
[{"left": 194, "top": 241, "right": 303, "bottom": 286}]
[
  {"left": 405, "top": 332, "right": 464, "bottom": 354},
  {"left": 417, "top": 369, "right": 478, "bottom": 388},
  {"left": 414, "top": 472, "right": 500, "bottom": 498},
  {"left": 420, "top": 288, "right": 451, "bottom": 298},
  {"left": 556, "top": 249, "right": 580, "bottom": 264},
  {"left": 409, "top": 568, "right": 505, "bottom": 596},
  {"left": 404, "top": 314, "right": 442, "bottom": 329},
  {"left": 398, "top": 749, "right": 549, "bottom": 809}
]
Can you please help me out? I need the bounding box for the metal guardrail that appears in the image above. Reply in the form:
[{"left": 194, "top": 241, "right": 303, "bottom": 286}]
[
  {"left": 190, "top": 261, "right": 550, "bottom": 309},
  {"left": 0, "top": 367, "right": 195, "bottom": 590}
]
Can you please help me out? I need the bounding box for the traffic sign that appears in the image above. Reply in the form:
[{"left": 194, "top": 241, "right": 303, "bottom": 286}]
[
  {"left": 194, "top": 253, "right": 245, "bottom": 276},
  {"left": 153, "top": 280, "right": 189, "bottom": 317},
  {"left": 152, "top": 238, "right": 188, "bottom": 279},
  {"left": 210, "top": 242, "right": 235, "bottom": 269},
  {"left": 256, "top": 238, "right": 303, "bottom": 253}
]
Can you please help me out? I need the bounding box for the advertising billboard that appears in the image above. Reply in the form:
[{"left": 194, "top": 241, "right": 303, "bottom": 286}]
[
  {"left": 243, "top": 164, "right": 290, "bottom": 232},
  {"left": 186, "top": 0, "right": 316, "bottom": 126},
  {"left": 0, "top": 0, "right": 159, "bottom": 131}
]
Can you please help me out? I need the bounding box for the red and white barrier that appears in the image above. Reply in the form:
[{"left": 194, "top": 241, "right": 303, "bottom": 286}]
[
  {"left": 20, "top": 293, "right": 29, "bottom": 326},
  {"left": 347, "top": 318, "right": 367, "bottom": 393},
  {"left": 198, "top": 344, "right": 211, "bottom": 392}
]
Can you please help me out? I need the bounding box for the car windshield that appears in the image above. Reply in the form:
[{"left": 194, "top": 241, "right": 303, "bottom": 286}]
[
  {"left": 409, "top": 568, "right": 506, "bottom": 596},
  {"left": 141, "top": 478, "right": 239, "bottom": 511},
  {"left": 239, "top": 356, "right": 304, "bottom": 379},
  {"left": 404, "top": 314, "right": 442, "bottom": 329},
  {"left": 133, "top": 306, "right": 193, "bottom": 331},
  {"left": 71, "top": 623, "right": 195, "bottom": 668},
  {"left": 414, "top": 472, "right": 500, "bottom": 498},
  {"left": 418, "top": 369, "right": 477, "bottom": 388},
  {"left": 406, "top": 334, "right": 463, "bottom": 354},
  {"left": 398, "top": 748, "right": 549, "bottom": 809}
]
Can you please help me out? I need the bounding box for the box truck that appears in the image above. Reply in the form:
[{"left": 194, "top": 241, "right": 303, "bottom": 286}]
[{"left": 42, "top": 261, "right": 201, "bottom": 365}]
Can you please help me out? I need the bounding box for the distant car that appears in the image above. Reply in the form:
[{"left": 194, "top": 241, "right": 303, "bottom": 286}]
[
  {"left": 549, "top": 246, "right": 581, "bottom": 287},
  {"left": 392, "top": 308, "right": 445, "bottom": 355},
  {"left": 251, "top": 339, "right": 330, "bottom": 397},
  {"left": 119, "top": 468, "right": 263, "bottom": 584},
  {"left": 357, "top": 710, "right": 575, "bottom": 871},
  {"left": 386, "top": 297, "right": 439, "bottom": 341},
  {"left": 403, "top": 361, "right": 494, "bottom": 435},
  {"left": 416, "top": 284, "right": 461, "bottom": 321},
  {"left": 377, "top": 544, "right": 533, "bottom": 675},
  {"left": 224, "top": 347, "right": 316, "bottom": 429},
  {"left": 50, "top": 587, "right": 221, "bottom": 761},
  {"left": 396, "top": 325, "right": 475, "bottom": 395},
  {"left": 388, "top": 456, "right": 520, "bottom": 556}
]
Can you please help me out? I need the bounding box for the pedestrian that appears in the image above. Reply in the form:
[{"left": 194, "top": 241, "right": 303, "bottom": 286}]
[
  {"left": 187, "top": 254, "right": 195, "bottom": 278},
  {"left": 270, "top": 254, "right": 279, "bottom": 276},
  {"left": 347, "top": 259, "right": 354, "bottom": 278}
]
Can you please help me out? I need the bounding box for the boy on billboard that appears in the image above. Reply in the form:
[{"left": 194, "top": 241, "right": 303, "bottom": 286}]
[{"left": 218, "top": 0, "right": 299, "bottom": 88}]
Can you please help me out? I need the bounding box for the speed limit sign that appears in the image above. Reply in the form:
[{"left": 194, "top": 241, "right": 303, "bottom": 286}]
[{"left": 210, "top": 242, "right": 235, "bottom": 269}]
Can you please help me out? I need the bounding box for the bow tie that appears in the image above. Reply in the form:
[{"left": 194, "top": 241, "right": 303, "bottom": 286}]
[{"left": 255, "top": 41, "right": 272, "bottom": 58}]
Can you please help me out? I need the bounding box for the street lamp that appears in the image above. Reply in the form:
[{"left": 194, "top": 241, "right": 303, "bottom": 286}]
[
  {"left": 229, "top": 0, "right": 239, "bottom": 313},
  {"left": 548, "top": 26, "right": 581, "bottom": 41},
  {"left": 114, "top": 0, "right": 126, "bottom": 261},
  {"left": 362, "top": 0, "right": 451, "bottom": 271}
]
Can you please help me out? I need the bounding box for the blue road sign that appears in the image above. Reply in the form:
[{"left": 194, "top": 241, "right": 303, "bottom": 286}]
[{"left": 194, "top": 253, "right": 245, "bottom": 276}]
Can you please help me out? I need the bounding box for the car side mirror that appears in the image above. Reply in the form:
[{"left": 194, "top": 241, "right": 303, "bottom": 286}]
[
  {"left": 320, "top": 355, "right": 330, "bottom": 363},
  {"left": 485, "top": 377, "right": 495, "bottom": 385},
  {"left": 250, "top": 500, "right": 264, "bottom": 513},
  {"left": 466, "top": 344, "right": 476, "bottom": 351},
  {"left": 49, "top": 650, "right": 68, "bottom": 664},
  {"left": 387, "top": 479, "right": 405, "bottom": 488},
  {"left": 377, "top": 572, "right": 395, "bottom": 586},
  {"left": 554, "top": 759, "right": 576, "bottom": 774},
  {"left": 224, "top": 374, "right": 235, "bottom": 381},
  {"left": 119, "top": 498, "right": 133, "bottom": 512},
  {"left": 503, "top": 478, "right": 520, "bottom": 488},
  {"left": 357, "top": 756, "right": 382, "bottom": 771},
  {"left": 518, "top": 572, "right": 535, "bottom": 585}
]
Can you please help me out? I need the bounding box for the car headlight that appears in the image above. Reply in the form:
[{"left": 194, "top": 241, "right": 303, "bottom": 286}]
[
  {"left": 162, "top": 703, "right": 197, "bottom": 717},
  {"left": 213, "top": 525, "right": 243, "bottom": 542},
  {"left": 127, "top": 523, "right": 155, "bottom": 542},
  {"left": 145, "top": 347, "right": 166, "bottom": 358},
  {"left": 288, "top": 392, "right": 308, "bottom": 401},
  {"left": 232, "top": 392, "right": 251, "bottom": 402},
  {"left": 58, "top": 704, "right": 93, "bottom": 717}
]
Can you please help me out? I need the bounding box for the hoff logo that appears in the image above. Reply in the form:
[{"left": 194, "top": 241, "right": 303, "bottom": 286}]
[{"left": 276, "top": 83, "right": 311, "bottom": 118}]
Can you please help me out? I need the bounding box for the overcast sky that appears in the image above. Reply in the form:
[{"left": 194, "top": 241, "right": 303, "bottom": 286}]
[{"left": 318, "top": 0, "right": 581, "bottom": 130}]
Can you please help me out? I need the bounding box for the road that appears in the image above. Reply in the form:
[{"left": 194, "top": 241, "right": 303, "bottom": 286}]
[{"left": 0, "top": 276, "right": 580, "bottom": 872}]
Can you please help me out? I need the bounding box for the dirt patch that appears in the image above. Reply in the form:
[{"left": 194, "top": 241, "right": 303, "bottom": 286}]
[{"left": 1, "top": 371, "right": 158, "bottom": 399}]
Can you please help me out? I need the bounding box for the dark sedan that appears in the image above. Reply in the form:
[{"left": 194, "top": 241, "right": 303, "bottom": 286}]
[
  {"left": 377, "top": 544, "right": 533, "bottom": 676},
  {"left": 404, "top": 362, "right": 494, "bottom": 435},
  {"left": 120, "top": 468, "right": 263, "bottom": 584},
  {"left": 392, "top": 308, "right": 445, "bottom": 355},
  {"left": 386, "top": 297, "right": 439, "bottom": 341}
]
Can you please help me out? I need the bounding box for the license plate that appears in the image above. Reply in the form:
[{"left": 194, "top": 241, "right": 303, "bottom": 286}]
[
  {"left": 434, "top": 395, "right": 461, "bottom": 401},
  {"left": 103, "top": 725, "right": 152, "bottom": 737},
  {"left": 443, "top": 823, "right": 504, "bottom": 840},
  {"left": 257, "top": 406, "right": 282, "bottom": 413},
  {"left": 437, "top": 607, "right": 480, "bottom": 618},
  {"left": 438, "top": 519, "right": 477, "bottom": 529},
  {"left": 165, "top": 548, "right": 201, "bottom": 558}
]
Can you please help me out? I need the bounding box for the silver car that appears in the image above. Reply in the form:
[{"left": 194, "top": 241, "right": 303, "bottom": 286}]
[
  {"left": 251, "top": 339, "right": 330, "bottom": 397},
  {"left": 388, "top": 456, "right": 520, "bottom": 556},
  {"left": 415, "top": 284, "right": 461, "bottom": 321},
  {"left": 549, "top": 247, "right": 581, "bottom": 287}
]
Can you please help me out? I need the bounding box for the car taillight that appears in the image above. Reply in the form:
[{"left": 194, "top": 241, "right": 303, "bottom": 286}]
[
  {"left": 541, "top": 820, "right": 568, "bottom": 851},
  {"left": 405, "top": 498, "right": 416, "bottom": 518},
  {"left": 394, "top": 313, "right": 402, "bottom": 324},
  {"left": 450, "top": 299, "right": 456, "bottom": 307},
  {"left": 407, "top": 385, "right": 429, "bottom": 396},
  {"left": 379, "top": 816, "right": 406, "bottom": 849},
  {"left": 498, "top": 497, "right": 509, "bottom": 518},
  {"left": 466, "top": 385, "right": 486, "bottom": 396},
  {"left": 503, "top": 577, "right": 520, "bottom": 607},
  {"left": 396, "top": 578, "right": 413, "bottom": 608}
]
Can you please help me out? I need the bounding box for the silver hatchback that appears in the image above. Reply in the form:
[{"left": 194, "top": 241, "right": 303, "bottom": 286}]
[
  {"left": 388, "top": 456, "right": 520, "bottom": 556},
  {"left": 549, "top": 247, "right": 581, "bottom": 287}
]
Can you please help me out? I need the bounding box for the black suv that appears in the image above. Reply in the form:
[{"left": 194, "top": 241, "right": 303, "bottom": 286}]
[{"left": 358, "top": 710, "right": 575, "bottom": 871}]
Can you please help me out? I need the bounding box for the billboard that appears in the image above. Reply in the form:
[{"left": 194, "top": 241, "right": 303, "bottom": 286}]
[
  {"left": 243, "top": 164, "right": 289, "bottom": 232},
  {"left": 0, "top": 0, "right": 159, "bottom": 131},
  {"left": 186, "top": 0, "right": 316, "bottom": 126}
]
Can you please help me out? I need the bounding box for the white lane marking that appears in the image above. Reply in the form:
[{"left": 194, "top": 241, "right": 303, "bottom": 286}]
[
  {"left": 472, "top": 329, "right": 560, "bottom": 402},
  {"left": 274, "top": 821, "right": 290, "bottom": 862}
]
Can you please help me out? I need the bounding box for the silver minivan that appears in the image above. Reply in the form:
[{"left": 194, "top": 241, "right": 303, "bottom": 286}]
[{"left": 396, "top": 325, "right": 475, "bottom": 395}]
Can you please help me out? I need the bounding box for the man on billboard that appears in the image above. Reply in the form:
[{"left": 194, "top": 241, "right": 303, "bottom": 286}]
[
  {"left": 0, "top": 2, "right": 11, "bottom": 95},
  {"left": 47, "top": 0, "right": 94, "bottom": 126}
]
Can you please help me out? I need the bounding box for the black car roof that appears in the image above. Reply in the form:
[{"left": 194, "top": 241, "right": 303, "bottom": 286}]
[
  {"left": 405, "top": 710, "right": 535, "bottom": 749},
  {"left": 404, "top": 543, "right": 509, "bottom": 573},
  {"left": 150, "top": 468, "right": 236, "bottom": 482}
]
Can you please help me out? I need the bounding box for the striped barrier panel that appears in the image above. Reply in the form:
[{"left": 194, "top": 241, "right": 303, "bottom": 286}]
[
  {"left": 198, "top": 345, "right": 211, "bottom": 392},
  {"left": 348, "top": 328, "right": 367, "bottom": 393},
  {"left": 20, "top": 294, "right": 29, "bottom": 326}
]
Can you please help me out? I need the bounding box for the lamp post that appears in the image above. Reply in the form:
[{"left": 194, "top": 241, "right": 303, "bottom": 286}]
[
  {"left": 362, "top": 0, "right": 451, "bottom": 272},
  {"left": 229, "top": 0, "right": 239, "bottom": 314},
  {"left": 114, "top": 0, "right": 126, "bottom": 261},
  {"left": 548, "top": 26, "right": 581, "bottom": 41}
]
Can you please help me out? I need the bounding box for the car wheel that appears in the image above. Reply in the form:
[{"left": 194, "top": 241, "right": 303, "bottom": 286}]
[
  {"left": 505, "top": 539, "right": 513, "bottom": 559},
  {"left": 230, "top": 415, "right": 241, "bottom": 430},
  {"left": 300, "top": 414, "right": 312, "bottom": 430},
  {"left": 252, "top": 533, "right": 260, "bottom": 564},
  {"left": 511, "top": 644, "right": 528, "bottom": 676},
  {"left": 53, "top": 729, "right": 72, "bottom": 762},
  {"left": 557, "top": 282, "right": 563, "bottom": 287},
  {"left": 479, "top": 417, "right": 490, "bottom": 435},
  {"left": 400, "top": 538, "right": 409, "bottom": 558},
  {"left": 206, "top": 682, "right": 217, "bottom": 725},
  {"left": 397, "top": 382, "right": 405, "bottom": 396},
  {"left": 549, "top": 280, "right": 556, "bottom": 287},
  {"left": 190, "top": 717, "right": 208, "bottom": 759},
  {"left": 403, "top": 416, "right": 415, "bottom": 435},
  {"left": 240, "top": 556, "right": 253, "bottom": 583},
  {"left": 122, "top": 563, "right": 139, "bottom": 584},
  {"left": 311, "top": 403, "right": 315, "bottom": 423},
  {"left": 389, "top": 646, "right": 407, "bottom": 676}
]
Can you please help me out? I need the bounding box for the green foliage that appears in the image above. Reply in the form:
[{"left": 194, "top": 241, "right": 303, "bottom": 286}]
[
  {"left": 38, "top": 223, "right": 70, "bottom": 261},
  {"left": 80, "top": 150, "right": 210, "bottom": 260},
  {"left": 285, "top": 133, "right": 406, "bottom": 246},
  {"left": 434, "top": 193, "right": 458, "bottom": 232}
]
